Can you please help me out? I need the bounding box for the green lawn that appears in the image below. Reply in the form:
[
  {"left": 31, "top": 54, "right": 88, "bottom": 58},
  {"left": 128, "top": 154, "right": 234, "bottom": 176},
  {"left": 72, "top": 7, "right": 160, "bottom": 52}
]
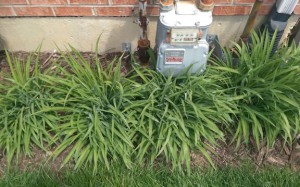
[{"left": 1, "top": 164, "right": 299, "bottom": 187}]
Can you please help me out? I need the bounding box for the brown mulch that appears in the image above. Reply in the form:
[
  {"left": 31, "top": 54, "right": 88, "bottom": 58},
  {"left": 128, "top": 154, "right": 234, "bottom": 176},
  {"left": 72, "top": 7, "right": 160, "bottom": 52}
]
[
  {"left": 191, "top": 137, "right": 300, "bottom": 171},
  {"left": 0, "top": 50, "right": 132, "bottom": 79},
  {"left": 0, "top": 137, "right": 299, "bottom": 176}
]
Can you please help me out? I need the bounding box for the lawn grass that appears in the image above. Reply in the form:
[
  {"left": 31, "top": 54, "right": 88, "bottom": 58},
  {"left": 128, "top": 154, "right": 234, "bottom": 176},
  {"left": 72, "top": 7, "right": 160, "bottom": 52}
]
[{"left": 1, "top": 163, "right": 299, "bottom": 187}]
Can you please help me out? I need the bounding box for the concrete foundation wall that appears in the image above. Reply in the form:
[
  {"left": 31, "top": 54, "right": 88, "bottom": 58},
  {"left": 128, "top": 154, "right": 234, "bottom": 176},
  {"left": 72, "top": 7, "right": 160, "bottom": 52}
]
[{"left": 0, "top": 15, "right": 298, "bottom": 53}]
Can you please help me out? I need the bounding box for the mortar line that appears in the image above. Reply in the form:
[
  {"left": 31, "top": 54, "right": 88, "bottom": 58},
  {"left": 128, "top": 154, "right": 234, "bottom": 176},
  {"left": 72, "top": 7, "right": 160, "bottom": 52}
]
[
  {"left": 92, "top": 7, "right": 97, "bottom": 16},
  {"left": 51, "top": 7, "right": 56, "bottom": 16},
  {"left": 11, "top": 6, "right": 17, "bottom": 16}
]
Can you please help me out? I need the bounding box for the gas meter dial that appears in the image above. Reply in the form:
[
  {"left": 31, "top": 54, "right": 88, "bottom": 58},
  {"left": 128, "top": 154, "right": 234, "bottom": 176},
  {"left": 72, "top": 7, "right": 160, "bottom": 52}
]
[{"left": 170, "top": 28, "right": 199, "bottom": 45}]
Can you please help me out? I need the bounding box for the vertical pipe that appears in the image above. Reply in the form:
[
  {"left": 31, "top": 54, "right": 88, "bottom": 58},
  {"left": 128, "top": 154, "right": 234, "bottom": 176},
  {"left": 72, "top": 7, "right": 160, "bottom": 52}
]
[
  {"left": 137, "top": 0, "right": 150, "bottom": 64},
  {"left": 138, "top": 0, "right": 148, "bottom": 40},
  {"left": 239, "top": 0, "right": 263, "bottom": 44},
  {"left": 266, "top": 9, "right": 290, "bottom": 55}
]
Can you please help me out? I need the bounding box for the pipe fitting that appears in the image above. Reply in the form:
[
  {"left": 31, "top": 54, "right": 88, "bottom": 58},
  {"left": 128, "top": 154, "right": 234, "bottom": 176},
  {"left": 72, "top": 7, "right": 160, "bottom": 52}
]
[
  {"left": 197, "top": 0, "right": 214, "bottom": 11},
  {"left": 160, "top": 0, "right": 174, "bottom": 11},
  {"left": 137, "top": 39, "right": 151, "bottom": 64}
]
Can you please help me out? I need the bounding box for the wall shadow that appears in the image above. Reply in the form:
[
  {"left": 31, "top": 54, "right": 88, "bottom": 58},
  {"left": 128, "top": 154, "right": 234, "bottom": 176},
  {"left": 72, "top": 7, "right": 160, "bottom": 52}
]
[{"left": 0, "top": 35, "right": 6, "bottom": 51}]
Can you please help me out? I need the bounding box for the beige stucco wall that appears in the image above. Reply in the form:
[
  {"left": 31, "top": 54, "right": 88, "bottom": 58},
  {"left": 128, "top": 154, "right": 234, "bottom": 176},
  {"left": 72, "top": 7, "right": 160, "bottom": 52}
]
[{"left": 0, "top": 15, "right": 298, "bottom": 53}]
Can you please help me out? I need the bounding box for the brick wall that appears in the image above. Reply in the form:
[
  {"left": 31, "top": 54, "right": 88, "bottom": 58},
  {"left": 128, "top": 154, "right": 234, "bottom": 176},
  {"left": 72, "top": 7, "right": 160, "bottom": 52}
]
[{"left": 0, "top": 0, "right": 299, "bottom": 17}]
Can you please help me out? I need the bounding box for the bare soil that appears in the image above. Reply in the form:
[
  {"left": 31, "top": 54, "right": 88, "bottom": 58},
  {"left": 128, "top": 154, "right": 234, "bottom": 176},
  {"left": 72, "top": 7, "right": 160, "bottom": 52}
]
[{"left": 0, "top": 51, "right": 299, "bottom": 175}]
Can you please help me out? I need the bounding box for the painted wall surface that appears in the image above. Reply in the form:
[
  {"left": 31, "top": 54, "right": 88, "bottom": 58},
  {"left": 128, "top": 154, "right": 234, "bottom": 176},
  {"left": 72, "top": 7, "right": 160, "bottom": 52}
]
[{"left": 0, "top": 15, "right": 298, "bottom": 52}]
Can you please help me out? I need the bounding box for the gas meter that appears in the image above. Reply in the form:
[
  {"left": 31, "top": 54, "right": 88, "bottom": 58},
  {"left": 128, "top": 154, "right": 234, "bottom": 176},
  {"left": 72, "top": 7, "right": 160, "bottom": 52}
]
[{"left": 155, "top": 0, "right": 213, "bottom": 76}]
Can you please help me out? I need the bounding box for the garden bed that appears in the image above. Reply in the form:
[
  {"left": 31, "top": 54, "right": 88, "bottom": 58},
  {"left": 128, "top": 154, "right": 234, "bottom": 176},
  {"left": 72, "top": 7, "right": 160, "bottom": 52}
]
[{"left": 0, "top": 32, "right": 300, "bottom": 176}]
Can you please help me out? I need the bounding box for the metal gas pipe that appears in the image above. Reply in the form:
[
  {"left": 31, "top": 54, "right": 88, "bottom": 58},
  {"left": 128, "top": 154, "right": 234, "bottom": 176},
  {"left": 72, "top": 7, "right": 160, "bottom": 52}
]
[
  {"left": 137, "top": 0, "right": 151, "bottom": 64},
  {"left": 238, "top": 0, "right": 263, "bottom": 44}
]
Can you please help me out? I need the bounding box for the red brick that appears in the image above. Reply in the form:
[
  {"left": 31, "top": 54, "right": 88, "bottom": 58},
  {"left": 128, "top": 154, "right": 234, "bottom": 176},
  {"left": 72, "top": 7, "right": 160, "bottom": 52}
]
[
  {"left": 29, "top": 0, "right": 67, "bottom": 4},
  {"left": 213, "top": 5, "right": 252, "bottom": 15},
  {"left": 294, "top": 5, "right": 300, "bottom": 14},
  {"left": 258, "top": 4, "right": 272, "bottom": 15},
  {"left": 132, "top": 6, "right": 158, "bottom": 16},
  {"left": 146, "top": 6, "right": 159, "bottom": 16},
  {"left": 70, "top": 0, "right": 107, "bottom": 4},
  {"left": 112, "top": 0, "right": 150, "bottom": 5},
  {"left": 0, "top": 7, "right": 14, "bottom": 16},
  {"left": 0, "top": 0, "right": 27, "bottom": 4},
  {"left": 54, "top": 7, "right": 93, "bottom": 16},
  {"left": 235, "top": 0, "right": 254, "bottom": 3},
  {"left": 214, "top": 0, "right": 232, "bottom": 4},
  {"left": 14, "top": 7, "right": 53, "bottom": 16},
  {"left": 96, "top": 7, "right": 132, "bottom": 16},
  {"left": 235, "top": 0, "right": 275, "bottom": 4}
]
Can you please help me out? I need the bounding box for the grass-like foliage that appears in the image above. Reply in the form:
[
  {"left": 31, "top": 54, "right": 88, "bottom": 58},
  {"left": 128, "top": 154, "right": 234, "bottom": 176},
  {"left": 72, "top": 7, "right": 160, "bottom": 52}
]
[
  {"left": 44, "top": 48, "right": 235, "bottom": 174},
  {"left": 47, "top": 47, "right": 137, "bottom": 173},
  {"left": 0, "top": 31, "right": 299, "bottom": 174},
  {"left": 127, "top": 64, "right": 235, "bottom": 172},
  {"left": 211, "top": 30, "right": 300, "bottom": 148},
  {"left": 0, "top": 50, "right": 60, "bottom": 164}
]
